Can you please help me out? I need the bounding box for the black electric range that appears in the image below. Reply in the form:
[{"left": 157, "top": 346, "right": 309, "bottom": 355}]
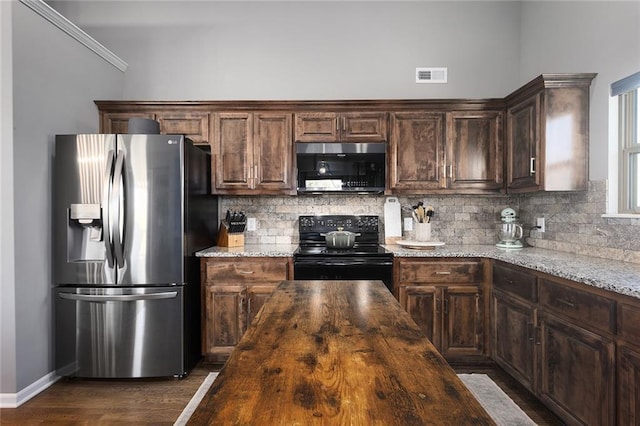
[{"left": 293, "top": 215, "right": 394, "bottom": 291}]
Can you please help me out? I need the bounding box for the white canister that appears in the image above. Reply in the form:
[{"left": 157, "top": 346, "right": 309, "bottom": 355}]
[{"left": 414, "top": 223, "right": 432, "bottom": 242}]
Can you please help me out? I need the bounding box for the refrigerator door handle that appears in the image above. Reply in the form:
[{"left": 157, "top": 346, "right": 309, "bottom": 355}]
[
  {"left": 103, "top": 150, "right": 115, "bottom": 268},
  {"left": 112, "top": 150, "right": 126, "bottom": 268},
  {"left": 58, "top": 291, "right": 179, "bottom": 302}
]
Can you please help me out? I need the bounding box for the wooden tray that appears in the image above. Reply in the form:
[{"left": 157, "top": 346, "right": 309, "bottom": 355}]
[{"left": 396, "top": 240, "right": 445, "bottom": 250}]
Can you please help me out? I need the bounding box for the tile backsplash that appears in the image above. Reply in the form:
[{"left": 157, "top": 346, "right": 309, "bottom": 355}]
[
  {"left": 219, "top": 179, "right": 640, "bottom": 264},
  {"left": 520, "top": 180, "right": 640, "bottom": 264}
]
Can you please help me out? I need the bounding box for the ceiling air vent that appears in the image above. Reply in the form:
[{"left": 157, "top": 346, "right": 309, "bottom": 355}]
[{"left": 416, "top": 67, "right": 448, "bottom": 84}]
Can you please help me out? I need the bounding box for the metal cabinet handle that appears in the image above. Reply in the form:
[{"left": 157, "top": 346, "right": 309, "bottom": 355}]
[
  {"left": 557, "top": 298, "right": 576, "bottom": 308},
  {"left": 527, "top": 321, "right": 534, "bottom": 341},
  {"left": 434, "top": 271, "right": 451, "bottom": 275},
  {"left": 530, "top": 157, "right": 536, "bottom": 175},
  {"left": 238, "top": 270, "right": 255, "bottom": 275}
]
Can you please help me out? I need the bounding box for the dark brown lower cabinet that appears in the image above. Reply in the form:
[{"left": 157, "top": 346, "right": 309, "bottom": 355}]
[
  {"left": 400, "top": 284, "right": 484, "bottom": 361},
  {"left": 492, "top": 289, "right": 537, "bottom": 392},
  {"left": 492, "top": 261, "right": 619, "bottom": 425},
  {"left": 442, "top": 285, "right": 484, "bottom": 360},
  {"left": 538, "top": 312, "right": 615, "bottom": 425},
  {"left": 618, "top": 344, "right": 640, "bottom": 425},
  {"left": 203, "top": 285, "right": 245, "bottom": 359},
  {"left": 202, "top": 283, "right": 279, "bottom": 359},
  {"left": 201, "top": 257, "right": 291, "bottom": 362}
]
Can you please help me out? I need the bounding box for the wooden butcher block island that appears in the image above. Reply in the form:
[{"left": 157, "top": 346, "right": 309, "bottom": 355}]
[{"left": 189, "top": 280, "right": 494, "bottom": 425}]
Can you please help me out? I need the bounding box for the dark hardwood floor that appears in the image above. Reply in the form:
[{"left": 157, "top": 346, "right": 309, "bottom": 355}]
[{"left": 1, "top": 362, "right": 563, "bottom": 425}]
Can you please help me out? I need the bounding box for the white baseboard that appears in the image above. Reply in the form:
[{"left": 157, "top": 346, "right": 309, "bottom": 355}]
[{"left": 0, "top": 371, "right": 59, "bottom": 408}]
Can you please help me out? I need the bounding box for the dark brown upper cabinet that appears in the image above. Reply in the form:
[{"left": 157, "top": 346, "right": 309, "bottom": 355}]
[
  {"left": 295, "top": 112, "right": 388, "bottom": 142},
  {"left": 389, "top": 110, "right": 503, "bottom": 194},
  {"left": 505, "top": 73, "right": 596, "bottom": 193},
  {"left": 212, "top": 112, "right": 295, "bottom": 195}
]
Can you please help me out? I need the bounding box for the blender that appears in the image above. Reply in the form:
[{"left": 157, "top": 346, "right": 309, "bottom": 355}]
[{"left": 496, "top": 207, "right": 523, "bottom": 249}]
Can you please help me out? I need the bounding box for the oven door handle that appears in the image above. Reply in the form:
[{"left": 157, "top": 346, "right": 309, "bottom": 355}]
[{"left": 294, "top": 259, "right": 393, "bottom": 267}]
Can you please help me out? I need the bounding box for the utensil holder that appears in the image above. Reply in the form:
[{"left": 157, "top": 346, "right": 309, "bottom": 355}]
[{"left": 414, "top": 223, "right": 431, "bottom": 242}]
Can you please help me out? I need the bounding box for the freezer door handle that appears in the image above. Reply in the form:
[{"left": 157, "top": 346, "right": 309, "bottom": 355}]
[
  {"left": 103, "top": 150, "right": 115, "bottom": 268},
  {"left": 58, "top": 291, "right": 179, "bottom": 302},
  {"left": 112, "top": 150, "right": 126, "bottom": 268}
]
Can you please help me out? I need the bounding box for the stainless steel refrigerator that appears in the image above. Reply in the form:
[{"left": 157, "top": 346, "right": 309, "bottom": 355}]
[{"left": 54, "top": 134, "right": 217, "bottom": 378}]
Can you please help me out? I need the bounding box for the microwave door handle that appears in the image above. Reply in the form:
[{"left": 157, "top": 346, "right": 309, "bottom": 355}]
[
  {"left": 103, "top": 150, "right": 115, "bottom": 268},
  {"left": 112, "top": 150, "right": 125, "bottom": 268}
]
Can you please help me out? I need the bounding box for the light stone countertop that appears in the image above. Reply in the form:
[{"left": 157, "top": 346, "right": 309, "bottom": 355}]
[
  {"left": 196, "top": 244, "right": 298, "bottom": 258},
  {"left": 196, "top": 244, "right": 640, "bottom": 300}
]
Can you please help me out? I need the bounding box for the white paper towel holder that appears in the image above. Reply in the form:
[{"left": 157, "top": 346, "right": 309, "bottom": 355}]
[{"left": 384, "top": 197, "right": 402, "bottom": 245}]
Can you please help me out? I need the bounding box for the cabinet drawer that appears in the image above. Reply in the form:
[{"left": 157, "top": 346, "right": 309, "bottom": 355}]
[
  {"left": 203, "top": 259, "right": 289, "bottom": 283},
  {"left": 539, "top": 278, "right": 616, "bottom": 335},
  {"left": 492, "top": 263, "right": 537, "bottom": 302},
  {"left": 619, "top": 302, "right": 640, "bottom": 346},
  {"left": 399, "top": 260, "right": 483, "bottom": 283}
]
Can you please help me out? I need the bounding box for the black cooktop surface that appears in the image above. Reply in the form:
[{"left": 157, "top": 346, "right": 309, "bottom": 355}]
[{"left": 294, "top": 244, "right": 391, "bottom": 257}]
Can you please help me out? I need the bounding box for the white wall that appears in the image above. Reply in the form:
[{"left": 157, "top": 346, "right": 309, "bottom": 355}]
[
  {"left": 52, "top": 0, "right": 640, "bottom": 182},
  {"left": 1, "top": 1, "right": 123, "bottom": 397},
  {"left": 52, "top": 1, "right": 522, "bottom": 100},
  {"left": 0, "top": 0, "right": 17, "bottom": 397},
  {"left": 519, "top": 1, "right": 640, "bottom": 181}
]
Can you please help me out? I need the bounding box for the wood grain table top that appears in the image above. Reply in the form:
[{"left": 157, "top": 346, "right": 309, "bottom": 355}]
[{"left": 188, "top": 280, "right": 494, "bottom": 425}]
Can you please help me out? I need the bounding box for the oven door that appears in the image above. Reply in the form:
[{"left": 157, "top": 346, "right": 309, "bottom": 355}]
[{"left": 293, "top": 256, "right": 394, "bottom": 291}]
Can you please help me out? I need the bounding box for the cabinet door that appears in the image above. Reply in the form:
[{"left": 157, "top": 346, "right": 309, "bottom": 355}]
[
  {"left": 295, "top": 112, "right": 387, "bottom": 142},
  {"left": 253, "top": 113, "right": 294, "bottom": 191},
  {"left": 341, "top": 112, "right": 388, "bottom": 141},
  {"left": 213, "top": 113, "right": 253, "bottom": 191},
  {"left": 399, "top": 285, "right": 440, "bottom": 348},
  {"left": 295, "top": 112, "right": 339, "bottom": 142},
  {"left": 442, "top": 286, "right": 483, "bottom": 360},
  {"left": 101, "top": 112, "right": 155, "bottom": 134},
  {"left": 492, "top": 290, "right": 537, "bottom": 391},
  {"left": 156, "top": 111, "right": 210, "bottom": 146},
  {"left": 203, "top": 285, "right": 245, "bottom": 359},
  {"left": 538, "top": 312, "right": 615, "bottom": 426},
  {"left": 618, "top": 344, "right": 640, "bottom": 426},
  {"left": 446, "top": 111, "right": 503, "bottom": 191},
  {"left": 507, "top": 94, "right": 541, "bottom": 191},
  {"left": 389, "top": 112, "right": 445, "bottom": 191},
  {"left": 246, "top": 284, "right": 277, "bottom": 327}
]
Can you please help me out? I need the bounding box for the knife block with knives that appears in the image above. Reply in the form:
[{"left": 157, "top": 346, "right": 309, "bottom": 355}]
[{"left": 217, "top": 210, "right": 246, "bottom": 247}]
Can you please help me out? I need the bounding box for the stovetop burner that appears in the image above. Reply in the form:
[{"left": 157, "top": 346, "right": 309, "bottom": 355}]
[{"left": 295, "top": 215, "right": 391, "bottom": 258}]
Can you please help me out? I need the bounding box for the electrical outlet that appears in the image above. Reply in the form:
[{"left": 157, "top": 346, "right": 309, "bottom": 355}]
[
  {"left": 536, "top": 217, "right": 545, "bottom": 233},
  {"left": 247, "top": 217, "right": 257, "bottom": 232},
  {"left": 404, "top": 217, "right": 413, "bottom": 231}
]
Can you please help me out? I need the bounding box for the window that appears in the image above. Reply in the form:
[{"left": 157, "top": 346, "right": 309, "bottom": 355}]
[{"left": 612, "top": 72, "right": 640, "bottom": 214}]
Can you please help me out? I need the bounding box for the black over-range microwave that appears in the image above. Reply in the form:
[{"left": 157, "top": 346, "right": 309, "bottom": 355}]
[{"left": 296, "top": 142, "right": 386, "bottom": 194}]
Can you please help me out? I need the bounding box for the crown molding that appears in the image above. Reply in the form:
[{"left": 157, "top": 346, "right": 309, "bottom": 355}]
[{"left": 19, "top": 0, "right": 127, "bottom": 72}]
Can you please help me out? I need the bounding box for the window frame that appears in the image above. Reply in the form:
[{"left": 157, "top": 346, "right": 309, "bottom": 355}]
[
  {"left": 610, "top": 71, "right": 640, "bottom": 215},
  {"left": 618, "top": 88, "right": 640, "bottom": 214}
]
